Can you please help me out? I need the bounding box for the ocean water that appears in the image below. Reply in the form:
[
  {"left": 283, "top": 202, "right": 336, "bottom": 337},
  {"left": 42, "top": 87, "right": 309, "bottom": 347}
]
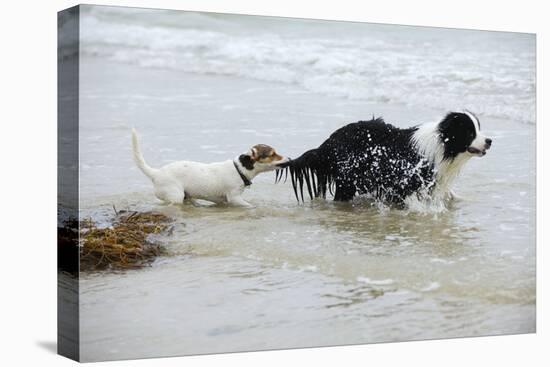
[
  {"left": 68, "top": 5, "right": 536, "bottom": 362},
  {"left": 76, "top": 6, "right": 535, "bottom": 124}
]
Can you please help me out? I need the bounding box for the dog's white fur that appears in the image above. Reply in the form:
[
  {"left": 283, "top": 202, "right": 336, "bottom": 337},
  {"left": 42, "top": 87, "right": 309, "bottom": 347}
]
[
  {"left": 132, "top": 129, "right": 288, "bottom": 207},
  {"left": 411, "top": 111, "right": 489, "bottom": 198},
  {"left": 463, "top": 110, "right": 489, "bottom": 154}
]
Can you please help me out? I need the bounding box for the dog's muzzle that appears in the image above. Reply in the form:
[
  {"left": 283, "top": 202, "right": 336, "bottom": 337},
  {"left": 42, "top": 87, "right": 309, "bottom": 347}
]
[
  {"left": 276, "top": 158, "right": 292, "bottom": 168},
  {"left": 467, "top": 138, "right": 492, "bottom": 156}
]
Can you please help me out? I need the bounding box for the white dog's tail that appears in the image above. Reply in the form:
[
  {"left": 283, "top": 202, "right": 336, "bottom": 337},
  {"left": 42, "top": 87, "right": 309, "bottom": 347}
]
[{"left": 132, "top": 128, "right": 157, "bottom": 180}]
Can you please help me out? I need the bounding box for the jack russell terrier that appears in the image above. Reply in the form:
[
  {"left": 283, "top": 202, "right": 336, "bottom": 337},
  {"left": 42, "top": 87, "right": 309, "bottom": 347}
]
[{"left": 132, "top": 129, "right": 289, "bottom": 207}]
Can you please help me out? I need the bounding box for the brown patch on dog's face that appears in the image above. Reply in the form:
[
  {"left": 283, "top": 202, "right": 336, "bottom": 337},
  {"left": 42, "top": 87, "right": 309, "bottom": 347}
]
[{"left": 251, "top": 144, "right": 284, "bottom": 163}]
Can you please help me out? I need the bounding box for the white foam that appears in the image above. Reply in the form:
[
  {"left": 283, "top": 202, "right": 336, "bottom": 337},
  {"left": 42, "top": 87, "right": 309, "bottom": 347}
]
[
  {"left": 420, "top": 282, "right": 441, "bottom": 292},
  {"left": 74, "top": 7, "right": 535, "bottom": 124},
  {"left": 429, "top": 258, "right": 455, "bottom": 265},
  {"left": 357, "top": 277, "right": 395, "bottom": 286}
]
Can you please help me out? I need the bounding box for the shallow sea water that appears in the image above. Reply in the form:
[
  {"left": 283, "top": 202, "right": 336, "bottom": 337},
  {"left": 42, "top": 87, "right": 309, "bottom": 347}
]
[{"left": 71, "top": 7, "right": 536, "bottom": 362}]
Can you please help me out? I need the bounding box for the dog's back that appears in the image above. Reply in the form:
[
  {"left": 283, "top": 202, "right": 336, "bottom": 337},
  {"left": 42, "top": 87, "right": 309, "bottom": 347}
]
[
  {"left": 281, "top": 118, "right": 435, "bottom": 203},
  {"left": 159, "top": 160, "right": 238, "bottom": 200}
]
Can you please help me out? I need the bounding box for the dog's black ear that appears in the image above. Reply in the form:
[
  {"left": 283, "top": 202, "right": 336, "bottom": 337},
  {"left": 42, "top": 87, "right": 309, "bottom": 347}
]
[{"left": 239, "top": 154, "right": 255, "bottom": 170}]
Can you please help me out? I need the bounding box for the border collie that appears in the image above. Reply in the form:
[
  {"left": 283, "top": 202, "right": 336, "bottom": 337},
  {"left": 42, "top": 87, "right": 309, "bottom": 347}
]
[
  {"left": 132, "top": 129, "right": 289, "bottom": 206},
  {"left": 276, "top": 111, "right": 491, "bottom": 207}
]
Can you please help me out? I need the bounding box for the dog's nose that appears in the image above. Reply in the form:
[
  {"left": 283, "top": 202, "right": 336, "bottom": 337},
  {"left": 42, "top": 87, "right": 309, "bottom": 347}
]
[{"left": 485, "top": 138, "right": 492, "bottom": 147}]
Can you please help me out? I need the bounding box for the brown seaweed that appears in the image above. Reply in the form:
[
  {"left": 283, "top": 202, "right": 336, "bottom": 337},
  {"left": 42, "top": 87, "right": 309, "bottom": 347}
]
[{"left": 78, "top": 211, "right": 173, "bottom": 272}]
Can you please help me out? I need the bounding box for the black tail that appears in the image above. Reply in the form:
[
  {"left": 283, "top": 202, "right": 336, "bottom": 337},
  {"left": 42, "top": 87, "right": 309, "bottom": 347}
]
[{"left": 275, "top": 149, "right": 334, "bottom": 202}]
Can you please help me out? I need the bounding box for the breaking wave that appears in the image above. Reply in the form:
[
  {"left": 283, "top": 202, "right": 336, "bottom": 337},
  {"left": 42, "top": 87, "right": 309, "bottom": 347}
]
[{"left": 71, "top": 6, "right": 535, "bottom": 124}]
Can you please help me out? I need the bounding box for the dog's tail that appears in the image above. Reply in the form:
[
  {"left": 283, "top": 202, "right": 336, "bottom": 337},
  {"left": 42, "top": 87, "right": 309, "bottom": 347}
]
[
  {"left": 276, "top": 148, "right": 334, "bottom": 202},
  {"left": 131, "top": 128, "right": 157, "bottom": 180}
]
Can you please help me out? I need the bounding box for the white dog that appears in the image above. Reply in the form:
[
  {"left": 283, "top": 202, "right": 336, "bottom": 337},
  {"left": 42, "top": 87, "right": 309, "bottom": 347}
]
[{"left": 132, "top": 129, "right": 288, "bottom": 206}]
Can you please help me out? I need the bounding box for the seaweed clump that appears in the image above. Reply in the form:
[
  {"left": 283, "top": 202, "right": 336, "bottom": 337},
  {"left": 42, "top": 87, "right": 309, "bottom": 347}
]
[{"left": 79, "top": 211, "right": 172, "bottom": 272}]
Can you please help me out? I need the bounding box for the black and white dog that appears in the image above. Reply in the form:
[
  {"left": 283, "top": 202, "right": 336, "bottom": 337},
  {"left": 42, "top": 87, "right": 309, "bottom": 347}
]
[{"left": 276, "top": 111, "right": 491, "bottom": 206}]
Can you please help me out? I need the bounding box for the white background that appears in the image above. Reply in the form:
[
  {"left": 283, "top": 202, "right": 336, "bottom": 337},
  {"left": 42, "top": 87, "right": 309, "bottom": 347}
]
[{"left": 0, "top": 0, "right": 546, "bottom": 366}]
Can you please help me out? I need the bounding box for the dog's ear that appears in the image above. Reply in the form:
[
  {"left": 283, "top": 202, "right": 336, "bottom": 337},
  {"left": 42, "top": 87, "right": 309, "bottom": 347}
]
[
  {"left": 250, "top": 147, "right": 258, "bottom": 161},
  {"left": 238, "top": 154, "right": 255, "bottom": 170}
]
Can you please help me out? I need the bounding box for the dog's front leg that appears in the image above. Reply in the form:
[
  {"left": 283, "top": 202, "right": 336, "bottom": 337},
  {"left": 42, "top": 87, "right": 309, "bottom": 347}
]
[{"left": 226, "top": 193, "right": 253, "bottom": 208}]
